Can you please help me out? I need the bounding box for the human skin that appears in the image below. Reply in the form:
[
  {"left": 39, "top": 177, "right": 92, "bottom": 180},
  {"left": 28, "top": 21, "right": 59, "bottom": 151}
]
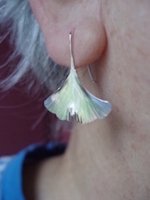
[{"left": 25, "top": 0, "right": 150, "bottom": 199}]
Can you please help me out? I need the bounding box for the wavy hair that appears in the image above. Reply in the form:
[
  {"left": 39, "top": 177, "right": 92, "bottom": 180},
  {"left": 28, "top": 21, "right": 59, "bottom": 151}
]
[
  {"left": 0, "top": 0, "right": 69, "bottom": 91},
  {"left": 0, "top": 0, "right": 71, "bottom": 135}
]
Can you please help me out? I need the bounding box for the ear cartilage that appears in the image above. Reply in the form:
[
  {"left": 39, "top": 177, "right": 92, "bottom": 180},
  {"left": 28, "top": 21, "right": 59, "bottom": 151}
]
[{"left": 44, "top": 33, "right": 112, "bottom": 124}]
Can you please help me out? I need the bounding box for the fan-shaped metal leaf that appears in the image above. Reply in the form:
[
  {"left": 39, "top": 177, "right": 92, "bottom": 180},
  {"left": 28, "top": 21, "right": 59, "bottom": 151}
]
[{"left": 44, "top": 33, "right": 112, "bottom": 124}]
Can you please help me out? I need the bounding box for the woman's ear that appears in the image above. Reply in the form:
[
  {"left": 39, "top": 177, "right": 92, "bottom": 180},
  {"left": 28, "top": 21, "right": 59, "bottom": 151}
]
[{"left": 29, "top": 0, "right": 106, "bottom": 67}]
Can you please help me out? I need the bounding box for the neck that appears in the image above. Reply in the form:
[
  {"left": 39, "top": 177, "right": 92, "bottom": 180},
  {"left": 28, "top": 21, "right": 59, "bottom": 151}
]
[
  {"left": 29, "top": 70, "right": 149, "bottom": 200},
  {"left": 70, "top": 119, "right": 113, "bottom": 153}
]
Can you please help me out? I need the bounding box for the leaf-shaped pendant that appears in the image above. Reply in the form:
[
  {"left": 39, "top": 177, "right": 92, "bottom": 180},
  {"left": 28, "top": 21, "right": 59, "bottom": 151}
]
[{"left": 44, "top": 33, "right": 112, "bottom": 124}]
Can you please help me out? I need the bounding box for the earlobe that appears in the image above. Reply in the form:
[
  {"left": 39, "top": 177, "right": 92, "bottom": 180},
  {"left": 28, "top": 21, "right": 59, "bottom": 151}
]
[
  {"left": 29, "top": 0, "right": 107, "bottom": 67},
  {"left": 43, "top": 19, "right": 107, "bottom": 68},
  {"left": 71, "top": 20, "right": 107, "bottom": 67}
]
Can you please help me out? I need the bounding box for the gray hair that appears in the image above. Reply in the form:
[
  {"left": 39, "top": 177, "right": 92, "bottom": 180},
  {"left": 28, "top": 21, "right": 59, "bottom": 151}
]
[
  {"left": 0, "top": 0, "right": 69, "bottom": 91},
  {"left": 0, "top": 0, "right": 72, "bottom": 133}
]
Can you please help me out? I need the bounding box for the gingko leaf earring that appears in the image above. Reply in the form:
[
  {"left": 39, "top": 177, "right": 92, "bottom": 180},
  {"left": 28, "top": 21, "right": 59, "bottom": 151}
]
[{"left": 44, "top": 33, "right": 112, "bottom": 124}]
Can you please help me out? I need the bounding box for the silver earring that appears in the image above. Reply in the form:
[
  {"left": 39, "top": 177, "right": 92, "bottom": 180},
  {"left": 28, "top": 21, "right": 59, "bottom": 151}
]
[
  {"left": 88, "top": 64, "right": 96, "bottom": 83},
  {"left": 44, "top": 33, "right": 112, "bottom": 124}
]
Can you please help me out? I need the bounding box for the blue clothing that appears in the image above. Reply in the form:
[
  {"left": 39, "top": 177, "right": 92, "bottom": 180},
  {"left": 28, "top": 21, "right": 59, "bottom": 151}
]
[{"left": 1, "top": 142, "right": 66, "bottom": 200}]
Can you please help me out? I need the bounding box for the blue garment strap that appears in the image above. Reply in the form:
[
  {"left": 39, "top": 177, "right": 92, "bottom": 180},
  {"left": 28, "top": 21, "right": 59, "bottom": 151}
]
[{"left": 1, "top": 142, "right": 67, "bottom": 200}]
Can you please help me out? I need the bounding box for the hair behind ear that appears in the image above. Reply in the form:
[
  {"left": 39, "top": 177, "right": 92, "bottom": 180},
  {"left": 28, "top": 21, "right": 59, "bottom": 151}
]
[{"left": 0, "top": 0, "right": 69, "bottom": 91}]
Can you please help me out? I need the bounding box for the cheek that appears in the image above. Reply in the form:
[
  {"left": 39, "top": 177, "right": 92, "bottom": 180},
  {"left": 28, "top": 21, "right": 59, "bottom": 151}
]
[{"left": 29, "top": 0, "right": 106, "bottom": 67}]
